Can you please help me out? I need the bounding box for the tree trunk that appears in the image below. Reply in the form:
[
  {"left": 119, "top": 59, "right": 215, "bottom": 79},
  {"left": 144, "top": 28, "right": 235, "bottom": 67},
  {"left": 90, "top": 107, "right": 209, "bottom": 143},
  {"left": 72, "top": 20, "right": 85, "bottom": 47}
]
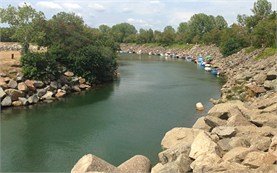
[{"left": 22, "top": 42, "right": 30, "bottom": 55}]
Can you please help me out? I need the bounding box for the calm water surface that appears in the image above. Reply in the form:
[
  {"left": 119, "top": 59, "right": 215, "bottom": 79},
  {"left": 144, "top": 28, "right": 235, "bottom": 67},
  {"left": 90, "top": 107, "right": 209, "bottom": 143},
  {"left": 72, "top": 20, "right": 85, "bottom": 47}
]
[{"left": 1, "top": 54, "right": 221, "bottom": 172}]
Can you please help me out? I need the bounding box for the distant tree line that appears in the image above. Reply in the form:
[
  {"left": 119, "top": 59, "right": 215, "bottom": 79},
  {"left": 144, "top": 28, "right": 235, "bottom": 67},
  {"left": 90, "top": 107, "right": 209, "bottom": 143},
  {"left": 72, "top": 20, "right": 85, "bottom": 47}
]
[{"left": 96, "top": 0, "right": 276, "bottom": 56}]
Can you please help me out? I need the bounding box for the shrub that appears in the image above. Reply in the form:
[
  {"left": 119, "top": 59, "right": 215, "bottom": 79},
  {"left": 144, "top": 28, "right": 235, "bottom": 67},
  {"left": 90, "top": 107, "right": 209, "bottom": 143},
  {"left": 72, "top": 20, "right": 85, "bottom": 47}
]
[
  {"left": 255, "top": 47, "right": 276, "bottom": 60},
  {"left": 68, "top": 45, "right": 118, "bottom": 83},
  {"left": 220, "top": 38, "right": 246, "bottom": 57},
  {"left": 21, "top": 53, "right": 60, "bottom": 80}
]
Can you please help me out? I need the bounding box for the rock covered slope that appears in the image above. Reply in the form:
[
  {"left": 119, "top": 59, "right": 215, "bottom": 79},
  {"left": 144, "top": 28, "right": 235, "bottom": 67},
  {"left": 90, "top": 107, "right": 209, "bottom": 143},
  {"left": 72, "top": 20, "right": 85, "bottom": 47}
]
[{"left": 152, "top": 47, "right": 277, "bottom": 172}]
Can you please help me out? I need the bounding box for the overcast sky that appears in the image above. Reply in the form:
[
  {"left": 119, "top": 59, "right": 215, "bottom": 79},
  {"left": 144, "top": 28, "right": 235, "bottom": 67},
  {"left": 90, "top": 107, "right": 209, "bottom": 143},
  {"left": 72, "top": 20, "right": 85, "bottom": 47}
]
[{"left": 1, "top": 0, "right": 276, "bottom": 30}]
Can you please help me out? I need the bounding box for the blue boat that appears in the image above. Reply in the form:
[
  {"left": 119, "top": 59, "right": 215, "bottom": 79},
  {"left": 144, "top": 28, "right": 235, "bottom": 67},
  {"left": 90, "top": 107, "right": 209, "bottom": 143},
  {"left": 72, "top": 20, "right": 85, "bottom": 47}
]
[{"left": 211, "top": 68, "right": 218, "bottom": 75}]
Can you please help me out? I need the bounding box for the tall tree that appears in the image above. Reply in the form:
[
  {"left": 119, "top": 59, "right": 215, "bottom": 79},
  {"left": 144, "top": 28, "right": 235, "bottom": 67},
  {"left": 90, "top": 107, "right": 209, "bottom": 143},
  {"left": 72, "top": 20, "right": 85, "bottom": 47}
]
[
  {"left": 0, "top": 4, "right": 45, "bottom": 54},
  {"left": 252, "top": 0, "right": 272, "bottom": 19},
  {"left": 214, "top": 15, "right": 228, "bottom": 30},
  {"left": 111, "top": 23, "right": 137, "bottom": 42}
]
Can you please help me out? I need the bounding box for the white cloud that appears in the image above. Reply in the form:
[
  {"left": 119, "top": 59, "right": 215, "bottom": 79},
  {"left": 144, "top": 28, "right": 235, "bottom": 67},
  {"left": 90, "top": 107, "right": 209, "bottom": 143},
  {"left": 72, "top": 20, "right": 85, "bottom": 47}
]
[
  {"left": 127, "top": 18, "right": 152, "bottom": 27},
  {"left": 88, "top": 3, "right": 106, "bottom": 12},
  {"left": 149, "top": 0, "right": 160, "bottom": 4},
  {"left": 169, "top": 11, "right": 195, "bottom": 25},
  {"left": 62, "top": 3, "right": 81, "bottom": 10},
  {"left": 36, "top": 1, "right": 62, "bottom": 9}
]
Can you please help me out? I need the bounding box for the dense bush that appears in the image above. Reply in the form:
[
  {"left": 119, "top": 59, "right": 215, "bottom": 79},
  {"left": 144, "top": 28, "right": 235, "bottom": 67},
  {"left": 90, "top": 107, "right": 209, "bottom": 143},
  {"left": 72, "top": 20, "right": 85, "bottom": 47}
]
[
  {"left": 68, "top": 45, "right": 118, "bottom": 83},
  {"left": 21, "top": 53, "right": 60, "bottom": 80}
]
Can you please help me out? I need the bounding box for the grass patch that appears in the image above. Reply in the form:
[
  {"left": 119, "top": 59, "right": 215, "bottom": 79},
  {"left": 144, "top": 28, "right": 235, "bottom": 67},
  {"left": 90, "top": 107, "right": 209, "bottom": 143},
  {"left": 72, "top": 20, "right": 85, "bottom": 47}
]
[
  {"left": 245, "top": 46, "right": 256, "bottom": 54},
  {"left": 255, "top": 47, "right": 276, "bottom": 60}
]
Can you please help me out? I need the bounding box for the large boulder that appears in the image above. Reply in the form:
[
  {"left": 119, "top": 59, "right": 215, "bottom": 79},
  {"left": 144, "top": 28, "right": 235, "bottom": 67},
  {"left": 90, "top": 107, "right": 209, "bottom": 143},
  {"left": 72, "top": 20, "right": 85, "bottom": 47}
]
[
  {"left": 204, "top": 116, "right": 226, "bottom": 128},
  {"left": 1, "top": 96, "right": 12, "bottom": 107},
  {"left": 0, "top": 77, "right": 8, "bottom": 89},
  {"left": 222, "top": 147, "right": 251, "bottom": 162},
  {"left": 253, "top": 73, "right": 267, "bottom": 85},
  {"left": 18, "top": 97, "right": 29, "bottom": 106},
  {"left": 158, "top": 142, "right": 191, "bottom": 164},
  {"left": 33, "top": 80, "right": 44, "bottom": 88},
  {"left": 7, "top": 79, "right": 17, "bottom": 89},
  {"left": 264, "top": 79, "right": 277, "bottom": 91},
  {"left": 266, "top": 70, "right": 276, "bottom": 80},
  {"left": 242, "top": 151, "right": 276, "bottom": 168},
  {"left": 211, "top": 126, "right": 237, "bottom": 138},
  {"left": 71, "top": 154, "right": 119, "bottom": 173},
  {"left": 41, "top": 91, "right": 54, "bottom": 100},
  {"left": 269, "top": 136, "right": 277, "bottom": 157},
  {"left": 152, "top": 154, "right": 192, "bottom": 173},
  {"left": 12, "top": 100, "right": 23, "bottom": 107},
  {"left": 55, "top": 89, "right": 66, "bottom": 98},
  {"left": 4, "top": 89, "right": 24, "bottom": 101},
  {"left": 190, "top": 153, "right": 222, "bottom": 172},
  {"left": 0, "top": 87, "right": 6, "bottom": 98},
  {"left": 192, "top": 117, "right": 212, "bottom": 131},
  {"left": 17, "top": 82, "right": 28, "bottom": 92},
  {"left": 118, "top": 155, "right": 151, "bottom": 173},
  {"left": 28, "top": 94, "right": 39, "bottom": 104},
  {"left": 250, "top": 113, "right": 277, "bottom": 128},
  {"left": 24, "top": 80, "right": 36, "bottom": 91},
  {"left": 189, "top": 131, "right": 223, "bottom": 160},
  {"left": 161, "top": 128, "right": 202, "bottom": 149}
]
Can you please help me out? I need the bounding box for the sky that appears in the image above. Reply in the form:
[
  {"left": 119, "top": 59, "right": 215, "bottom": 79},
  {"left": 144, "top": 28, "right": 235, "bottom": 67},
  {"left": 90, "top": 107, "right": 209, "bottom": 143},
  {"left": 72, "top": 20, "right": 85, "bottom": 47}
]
[{"left": 1, "top": 0, "right": 276, "bottom": 30}]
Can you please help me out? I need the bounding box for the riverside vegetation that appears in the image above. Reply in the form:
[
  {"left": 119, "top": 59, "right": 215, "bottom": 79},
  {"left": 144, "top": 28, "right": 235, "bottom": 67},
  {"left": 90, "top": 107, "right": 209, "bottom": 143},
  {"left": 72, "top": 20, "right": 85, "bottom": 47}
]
[{"left": 0, "top": 0, "right": 277, "bottom": 172}]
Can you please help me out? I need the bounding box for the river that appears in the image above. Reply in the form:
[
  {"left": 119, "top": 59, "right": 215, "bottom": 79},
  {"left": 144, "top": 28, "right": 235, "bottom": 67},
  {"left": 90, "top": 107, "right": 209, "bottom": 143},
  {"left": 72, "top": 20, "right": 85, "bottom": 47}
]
[{"left": 1, "top": 54, "right": 221, "bottom": 172}]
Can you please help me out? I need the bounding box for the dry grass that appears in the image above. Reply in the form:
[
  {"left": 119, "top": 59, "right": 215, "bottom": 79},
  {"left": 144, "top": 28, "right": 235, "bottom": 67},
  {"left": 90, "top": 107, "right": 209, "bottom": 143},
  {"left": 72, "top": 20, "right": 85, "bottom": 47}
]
[{"left": 0, "top": 51, "right": 22, "bottom": 78}]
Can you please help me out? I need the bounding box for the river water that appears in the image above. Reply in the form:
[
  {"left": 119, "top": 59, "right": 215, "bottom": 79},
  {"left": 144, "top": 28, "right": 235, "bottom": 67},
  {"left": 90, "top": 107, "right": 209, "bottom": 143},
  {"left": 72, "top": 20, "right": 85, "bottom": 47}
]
[{"left": 1, "top": 54, "right": 221, "bottom": 172}]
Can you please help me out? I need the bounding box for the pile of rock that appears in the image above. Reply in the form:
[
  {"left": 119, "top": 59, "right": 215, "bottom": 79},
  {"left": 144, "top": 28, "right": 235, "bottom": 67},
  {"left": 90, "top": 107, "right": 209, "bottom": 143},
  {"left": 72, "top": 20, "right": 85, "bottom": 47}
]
[
  {"left": 71, "top": 154, "right": 151, "bottom": 173},
  {"left": 0, "top": 71, "right": 91, "bottom": 108},
  {"left": 120, "top": 43, "right": 222, "bottom": 59},
  {"left": 152, "top": 98, "right": 277, "bottom": 172}
]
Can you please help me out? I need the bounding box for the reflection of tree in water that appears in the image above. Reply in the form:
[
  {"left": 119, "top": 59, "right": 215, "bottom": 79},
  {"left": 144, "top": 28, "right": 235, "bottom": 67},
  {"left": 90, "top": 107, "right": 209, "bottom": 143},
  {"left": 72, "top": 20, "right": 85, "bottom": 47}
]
[{"left": 1, "top": 83, "right": 116, "bottom": 171}]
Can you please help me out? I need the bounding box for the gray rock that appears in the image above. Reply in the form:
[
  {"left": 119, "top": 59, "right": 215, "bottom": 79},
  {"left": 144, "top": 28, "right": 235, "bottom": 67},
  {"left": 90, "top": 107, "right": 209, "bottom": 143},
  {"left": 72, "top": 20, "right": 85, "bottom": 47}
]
[
  {"left": 28, "top": 94, "right": 39, "bottom": 104},
  {"left": 204, "top": 116, "right": 226, "bottom": 128},
  {"left": 71, "top": 154, "right": 119, "bottom": 173},
  {"left": 229, "top": 137, "right": 251, "bottom": 148},
  {"left": 1, "top": 96, "right": 12, "bottom": 107},
  {"left": 50, "top": 81, "right": 58, "bottom": 90},
  {"left": 0, "top": 87, "right": 6, "bottom": 98},
  {"left": 18, "top": 97, "right": 29, "bottom": 106},
  {"left": 161, "top": 128, "right": 202, "bottom": 150},
  {"left": 264, "top": 80, "right": 277, "bottom": 91},
  {"left": 16, "top": 73, "right": 24, "bottom": 82},
  {"left": 4, "top": 89, "right": 24, "bottom": 101},
  {"left": 212, "top": 126, "right": 237, "bottom": 138},
  {"left": 41, "top": 91, "right": 54, "bottom": 100},
  {"left": 8, "top": 79, "right": 17, "bottom": 89},
  {"left": 33, "top": 81, "right": 44, "bottom": 88},
  {"left": 118, "top": 155, "right": 151, "bottom": 173},
  {"left": 253, "top": 73, "right": 267, "bottom": 85},
  {"left": 37, "top": 88, "right": 47, "bottom": 98},
  {"left": 192, "top": 116, "right": 212, "bottom": 131},
  {"left": 72, "top": 85, "right": 81, "bottom": 92},
  {"left": 217, "top": 138, "right": 232, "bottom": 152},
  {"left": 266, "top": 70, "right": 276, "bottom": 80}
]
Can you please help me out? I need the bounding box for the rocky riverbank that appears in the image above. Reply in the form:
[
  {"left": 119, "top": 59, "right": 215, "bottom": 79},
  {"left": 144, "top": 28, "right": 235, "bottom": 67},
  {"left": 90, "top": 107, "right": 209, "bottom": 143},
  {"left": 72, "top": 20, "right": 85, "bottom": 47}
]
[
  {"left": 71, "top": 44, "right": 276, "bottom": 172},
  {"left": 0, "top": 71, "right": 92, "bottom": 108}
]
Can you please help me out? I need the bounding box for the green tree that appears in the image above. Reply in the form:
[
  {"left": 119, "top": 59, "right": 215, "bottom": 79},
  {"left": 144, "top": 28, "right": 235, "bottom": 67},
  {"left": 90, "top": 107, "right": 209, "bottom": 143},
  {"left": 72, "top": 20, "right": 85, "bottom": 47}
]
[
  {"left": 187, "top": 13, "right": 216, "bottom": 43},
  {"left": 252, "top": 0, "right": 272, "bottom": 19},
  {"left": 161, "top": 26, "right": 176, "bottom": 45},
  {"left": 111, "top": 23, "right": 137, "bottom": 42},
  {"left": 0, "top": 4, "right": 45, "bottom": 54},
  {"left": 0, "top": 27, "right": 17, "bottom": 42},
  {"left": 68, "top": 45, "right": 117, "bottom": 83},
  {"left": 214, "top": 15, "right": 228, "bottom": 30},
  {"left": 99, "top": 24, "right": 111, "bottom": 33},
  {"left": 252, "top": 17, "right": 276, "bottom": 47}
]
